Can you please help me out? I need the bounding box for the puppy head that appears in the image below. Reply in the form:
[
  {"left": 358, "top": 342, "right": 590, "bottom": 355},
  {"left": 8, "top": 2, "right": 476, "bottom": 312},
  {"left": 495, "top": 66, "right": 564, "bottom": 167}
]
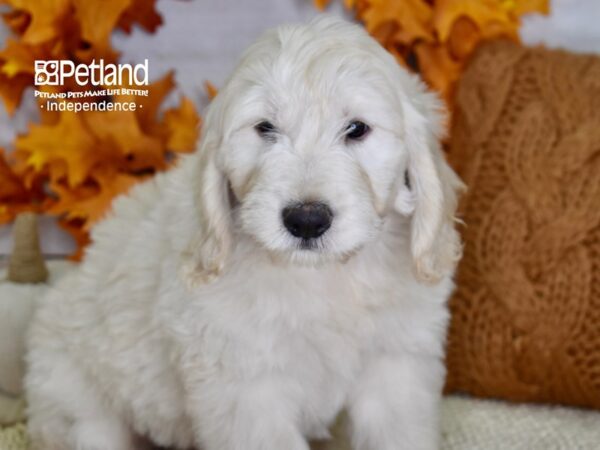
[{"left": 182, "top": 16, "right": 464, "bottom": 285}]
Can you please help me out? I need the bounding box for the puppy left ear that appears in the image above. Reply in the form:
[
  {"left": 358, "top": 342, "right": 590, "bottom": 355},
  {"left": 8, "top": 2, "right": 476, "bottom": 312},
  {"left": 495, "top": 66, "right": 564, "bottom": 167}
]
[
  {"left": 180, "top": 123, "right": 233, "bottom": 287},
  {"left": 395, "top": 83, "right": 465, "bottom": 283}
]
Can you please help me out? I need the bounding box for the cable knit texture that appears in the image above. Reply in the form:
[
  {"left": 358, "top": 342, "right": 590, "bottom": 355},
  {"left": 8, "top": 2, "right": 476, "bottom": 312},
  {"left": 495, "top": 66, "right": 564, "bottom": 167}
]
[{"left": 445, "top": 40, "right": 600, "bottom": 409}]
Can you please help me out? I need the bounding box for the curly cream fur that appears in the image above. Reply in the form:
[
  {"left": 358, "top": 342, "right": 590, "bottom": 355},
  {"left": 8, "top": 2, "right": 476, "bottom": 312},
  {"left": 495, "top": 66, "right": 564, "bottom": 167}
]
[{"left": 25, "top": 16, "right": 462, "bottom": 450}]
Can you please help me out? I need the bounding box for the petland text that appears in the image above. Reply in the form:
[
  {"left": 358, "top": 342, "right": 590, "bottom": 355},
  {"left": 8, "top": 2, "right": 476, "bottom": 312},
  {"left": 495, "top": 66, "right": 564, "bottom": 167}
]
[
  {"left": 34, "top": 60, "right": 149, "bottom": 86},
  {"left": 33, "top": 59, "right": 150, "bottom": 112}
]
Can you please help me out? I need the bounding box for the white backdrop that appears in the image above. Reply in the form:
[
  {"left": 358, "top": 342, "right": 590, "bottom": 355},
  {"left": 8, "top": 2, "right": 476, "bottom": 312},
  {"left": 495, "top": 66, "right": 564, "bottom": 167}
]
[{"left": 0, "top": 0, "right": 598, "bottom": 255}]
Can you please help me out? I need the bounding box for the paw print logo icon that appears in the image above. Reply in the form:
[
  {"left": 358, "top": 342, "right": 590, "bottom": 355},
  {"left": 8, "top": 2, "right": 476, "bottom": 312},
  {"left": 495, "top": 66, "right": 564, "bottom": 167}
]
[{"left": 34, "top": 61, "right": 60, "bottom": 85}]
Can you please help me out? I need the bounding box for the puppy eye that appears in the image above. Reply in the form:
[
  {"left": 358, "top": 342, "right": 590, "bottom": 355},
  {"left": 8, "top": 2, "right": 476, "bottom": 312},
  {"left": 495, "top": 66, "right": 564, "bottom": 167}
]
[
  {"left": 255, "top": 120, "right": 276, "bottom": 137},
  {"left": 345, "top": 120, "right": 370, "bottom": 141}
]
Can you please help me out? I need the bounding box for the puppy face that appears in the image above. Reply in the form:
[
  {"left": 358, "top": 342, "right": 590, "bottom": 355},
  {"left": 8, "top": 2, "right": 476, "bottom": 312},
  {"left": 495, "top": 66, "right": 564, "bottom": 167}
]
[
  {"left": 228, "top": 67, "right": 405, "bottom": 265},
  {"left": 183, "top": 17, "right": 463, "bottom": 283}
]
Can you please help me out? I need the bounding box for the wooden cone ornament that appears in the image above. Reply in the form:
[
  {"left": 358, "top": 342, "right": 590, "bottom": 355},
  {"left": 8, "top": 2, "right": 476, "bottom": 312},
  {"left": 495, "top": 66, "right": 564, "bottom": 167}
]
[{"left": 8, "top": 213, "right": 48, "bottom": 284}]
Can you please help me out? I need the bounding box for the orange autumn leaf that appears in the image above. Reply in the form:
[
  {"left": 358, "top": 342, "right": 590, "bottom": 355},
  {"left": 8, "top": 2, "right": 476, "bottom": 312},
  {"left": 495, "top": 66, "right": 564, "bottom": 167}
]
[
  {"left": 415, "top": 42, "right": 461, "bottom": 97},
  {"left": 363, "top": 0, "right": 434, "bottom": 45},
  {"left": 315, "top": 0, "right": 330, "bottom": 10},
  {"left": 83, "top": 110, "right": 165, "bottom": 170},
  {"left": 72, "top": 0, "right": 131, "bottom": 57},
  {"left": 0, "top": 149, "right": 28, "bottom": 201},
  {"left": 15, "top": 112, "right": 116, "bottom": 187},
  {"left": 48, "top": 169, "right": 140, "bottom": 227},
  {"left": 434, "top": 0, "right": 516, "bottom": 42},
  {"left": 0, "top": 0, "right": 202, "bottom": 257},
  {"left": 0, "top": 203, "right": 38, "bottom": 225},
  {"left": 0, "top": 39, "right": 39, "bottom": 78},
  {"left": 162, "top": 98, "right": 200, "bottom": 153},
  {"left": 0, "top": 38, "right": 47, "bottom": 114},
  {"left": 11, "top": 0, "right": 71, "bottom": 45},
  {"left": 132, "top": 72, "right": 176, "bottom": 134},
  {"left": 514, "top": 0, "right": 550, "bottom": 15},
  {"left": 0, "top": 149, "right": 44, "bottom": 224},
  {"left": 317, "top": 0, "right": 549, "bottom": 104},
  {"left": 0, "top": 0, "right": 165, "bottom": 111},
  {"left": 0, "top": 205, "right": 12, "bottom": 224},
  {"left": 204, "top": 80, "right": 218, "bottom": 100},
  {"left": 88, "top": 170, "right": 142, "bottom": 226},
  {"left": 2, "top": 10, "right": 31, "bottom": 36},
  {"left": 117, "top": 0, "right": 162, "bottom": 33},
  {"left": 57, "top": 218, "right": 90, "bottom": 260},
  {"left": 447, "top": 15, "right": 480, "bottom": 60},
  {"left": 8, "top": 149, "right": 42, "bottom": 189},
  {"left": 0, "top": 72, "right": 31, "bottom": 114}
]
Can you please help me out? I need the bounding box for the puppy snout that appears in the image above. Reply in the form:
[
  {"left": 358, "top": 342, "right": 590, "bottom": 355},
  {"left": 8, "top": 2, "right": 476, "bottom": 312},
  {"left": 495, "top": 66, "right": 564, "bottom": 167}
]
[{"left": 282, "top": 202, "right": 333, "bottom": 240}]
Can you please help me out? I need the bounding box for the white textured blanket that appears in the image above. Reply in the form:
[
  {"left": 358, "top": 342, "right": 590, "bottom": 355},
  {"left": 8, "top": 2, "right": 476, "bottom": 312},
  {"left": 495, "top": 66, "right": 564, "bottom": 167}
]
[{"left": 2, "top": 396, "right": 599, "bottom": 449}]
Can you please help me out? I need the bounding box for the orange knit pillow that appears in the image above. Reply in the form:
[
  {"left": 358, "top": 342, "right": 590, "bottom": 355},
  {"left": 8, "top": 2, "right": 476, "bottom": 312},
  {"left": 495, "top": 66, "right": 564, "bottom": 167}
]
[{"left": 445, "top": 40, "right": 600, "bottom": 409}]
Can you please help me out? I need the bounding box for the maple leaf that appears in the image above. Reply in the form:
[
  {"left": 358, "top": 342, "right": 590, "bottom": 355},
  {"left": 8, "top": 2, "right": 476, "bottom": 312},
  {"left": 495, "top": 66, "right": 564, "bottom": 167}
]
[
  {"left": 130, "top": 72, "right": 176, "bottom": 135},
  {"left": 204, "top": 80, "right": 218, "bottom": 100},
  {"left": 46, "top": 166, "right": 142, "bottom": 259},
  {"left": 48, "top": 168, "right": 140, "bottom": 227},
  {"left": 0, "top": 72, "right": 31, "bottom": 114},
  {"left": 0, "top": 0, "right": 187, "bottom": 258},
  {"left": 0, "top": 39, "right": 51, "bottom": 113},
  {"left": 0, "top": 39, "right": 39, "bottom": 78},
  {"left": 0, "top": 149, "right": 28, "bottom": 201},
  {"left": 0, "top": 205, "right": 11, "bottom": 224},
  {"left": 57, "top": 218, "right": 90, "bottom": 260},
  {"left": 320, "top": 0, "right": 549, "bottom": 103},
  {"left": 83, "top": 110, "right": 165, "bottom": 171},
  {"left": 2, "top": 10, "right": 31, "bottom": 36},
  {"left": 433, "top": 0, "right": 515, "bottom": 42},
  {"left": 14, "top": 111, "right": 119, "bottom": 187},
  {"left": 72, "top": 0, "right": 132, "bottom": 59},
  {"left": 362, "top": 0, "right": 434, "bottom": 45},
  {"left": 447, "top": 15, "right": 480, "bottom": 60},
  {"left": 161, "top": 98, "right": 200, "bottom": 153},
  {"left": 10, "top": 0, "right": 71, "bottom": 44},
  {"left": 415, "top": 42, "right": 461, "bottom": 97},
  {"left": 46, "top": 165, "right": 145, "bottom": 259},
  {"left": 118, "top": 0, "right": 162, "bottom": 33},
  {"left": 513, "top": 0, "right": 550, "bottom": 15},
  {"left": 0, "top": 202, "right": 37, "bottom": 225},
  {"left": 0, "top": 149, "right": 45, "bottom": 224},
  {"left": 314, "top": 0, "right": 330, "bottom": 10}
]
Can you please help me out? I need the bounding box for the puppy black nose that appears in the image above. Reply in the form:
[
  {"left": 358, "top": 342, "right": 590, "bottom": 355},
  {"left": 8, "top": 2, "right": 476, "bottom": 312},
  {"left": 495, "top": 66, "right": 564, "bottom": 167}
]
[{"left": 282, "top": 202, "right": 333, "bottom": 240}]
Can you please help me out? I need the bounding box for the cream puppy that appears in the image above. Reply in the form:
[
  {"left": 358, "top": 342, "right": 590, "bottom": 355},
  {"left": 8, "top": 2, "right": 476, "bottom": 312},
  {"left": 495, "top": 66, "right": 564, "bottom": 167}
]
[{"left": 25, "top": 16, "right": 463, "bottom": 450}]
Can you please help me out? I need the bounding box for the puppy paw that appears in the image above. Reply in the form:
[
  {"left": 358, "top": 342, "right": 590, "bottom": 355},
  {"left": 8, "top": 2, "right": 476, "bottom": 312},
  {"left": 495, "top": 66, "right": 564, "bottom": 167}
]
[{"left": 69, "top": 419, "right": 132, "bottom": 450}]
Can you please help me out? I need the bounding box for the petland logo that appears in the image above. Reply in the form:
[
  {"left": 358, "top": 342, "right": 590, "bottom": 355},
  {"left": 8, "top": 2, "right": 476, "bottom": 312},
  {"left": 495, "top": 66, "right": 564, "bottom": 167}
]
[
  {"left": 33, "top": 59, "right": 150, "bottom": 113},
  {"left": 34, "top": 59, "right": 149, "bottom": 86}
]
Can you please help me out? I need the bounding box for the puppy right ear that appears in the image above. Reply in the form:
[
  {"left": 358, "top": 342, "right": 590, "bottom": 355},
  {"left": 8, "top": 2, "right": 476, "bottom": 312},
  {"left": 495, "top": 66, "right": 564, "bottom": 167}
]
[
  {"left": 180, "top": 108, "right": 233, "bottom": 286},
  {"left": 395, "top": 84, "right": 465, "bottom": 283}
]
